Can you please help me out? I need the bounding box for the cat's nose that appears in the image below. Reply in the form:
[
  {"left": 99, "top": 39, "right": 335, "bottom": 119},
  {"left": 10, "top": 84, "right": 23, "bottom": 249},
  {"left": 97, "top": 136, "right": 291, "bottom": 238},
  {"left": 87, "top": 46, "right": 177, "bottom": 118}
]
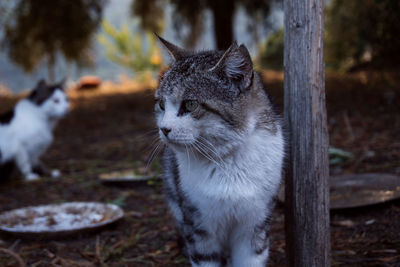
[{"left": 161, "top": 127, "right": 171, "bottom": 137}]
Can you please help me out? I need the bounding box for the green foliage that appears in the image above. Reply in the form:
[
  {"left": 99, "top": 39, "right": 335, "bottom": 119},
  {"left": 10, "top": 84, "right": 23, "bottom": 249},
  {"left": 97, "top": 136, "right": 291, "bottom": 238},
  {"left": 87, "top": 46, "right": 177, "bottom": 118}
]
[
  {"left": 259, "top": 1, "right": 400, "bottom": 72},
  {"left": 98, "top": 20, "right": 162, "bottom": 80},
  {"left": 325, "top": 0, "right": 400, "bottom": 71},
  {"left": 259, "top": 28, "right": 283, "bottom": 70},
  {"left": 1, "top": 0, "right": 105, "bottom": 73},
  {"left": 108, "top": 195, "right": 127, "bottom": 208},
  {"left": 329, "top": 147, "right": 353, "bottom": 166}
]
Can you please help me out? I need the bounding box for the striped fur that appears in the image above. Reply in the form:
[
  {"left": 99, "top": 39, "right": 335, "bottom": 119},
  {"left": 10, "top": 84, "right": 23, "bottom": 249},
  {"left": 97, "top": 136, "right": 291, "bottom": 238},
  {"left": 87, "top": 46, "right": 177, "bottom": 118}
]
[{"left": 155, "top": 39, "right": 284, "bottom": 267}]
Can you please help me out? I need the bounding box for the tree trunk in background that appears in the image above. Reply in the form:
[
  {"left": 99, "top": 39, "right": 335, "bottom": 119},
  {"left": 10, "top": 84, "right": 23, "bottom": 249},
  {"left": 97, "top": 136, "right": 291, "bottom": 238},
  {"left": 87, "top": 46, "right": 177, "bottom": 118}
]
[
  {"left": 284, "top": 0, "right": 330, "bottom": 266},
  {"left": 185, "top": 13, "right": 204, "bottom": 49},
  {"left": 47, "top": 54, "right": 55, "bottom": 83},
  {"left": 208, "top": 0, "right": 234, "bottom": 50}
]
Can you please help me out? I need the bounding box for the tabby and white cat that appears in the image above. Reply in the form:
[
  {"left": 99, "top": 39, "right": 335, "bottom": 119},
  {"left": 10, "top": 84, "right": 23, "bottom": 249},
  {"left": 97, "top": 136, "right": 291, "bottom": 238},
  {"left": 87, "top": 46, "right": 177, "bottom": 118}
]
[
  {"left": 155, "top": 37, "right": 284, "bottom": 267},
  {"left": 0, "top": 79, "right": 69, "bottom": 181}
]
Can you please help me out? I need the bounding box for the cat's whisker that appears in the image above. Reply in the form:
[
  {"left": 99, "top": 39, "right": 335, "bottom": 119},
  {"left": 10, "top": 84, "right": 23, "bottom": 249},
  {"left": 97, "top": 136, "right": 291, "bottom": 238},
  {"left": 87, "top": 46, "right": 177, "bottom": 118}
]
[
  {"left": 196, "top": 141, "right": 232, "bottom": 176},
  {"left": 197, "top": 136, "right": 224, "bottom": 164},
  {"left": 149, "top": 135, "right": 162, "bottom": 147},
  {"left": 152, "top": 142, "right": 165, "bottom": 165},
  {"left": 195, "top": 139, "right": 223, "bottom": 166},
  {"left": 132, "top": 129, "right": 160, "bottom": 154},
  {"left": 195, "top": 141, "right": 231, "bottom": 177},
  {"left": 146, "top": 140, "right": 162, "bottom": 170},
  {"left": 193, "top": 141, "right": 221, "bottom": 167},
  {"left": 196, "top": 138, "right": 219, "bottom": 158},
  {"left": 195, "top": 142, "right": 219, "bottom": 165},
  {"left": 138, "top": 131, "right": 160, "bottom": 152},
  {"left": 189, "top": 145, "right": 198, "bottom": 162},
  {"left": 185, "top": 144, "right": 191, "bottom": 171},
  {"left": 133, "top": 128, "right": 159, "bottom": 143}
]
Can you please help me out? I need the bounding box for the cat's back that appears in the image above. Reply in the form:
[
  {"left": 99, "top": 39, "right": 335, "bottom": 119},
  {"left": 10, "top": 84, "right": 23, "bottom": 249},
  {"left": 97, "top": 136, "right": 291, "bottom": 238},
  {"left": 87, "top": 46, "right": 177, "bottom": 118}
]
[{"left": 0, "top": 100, "right": 52, "bottom": 148}]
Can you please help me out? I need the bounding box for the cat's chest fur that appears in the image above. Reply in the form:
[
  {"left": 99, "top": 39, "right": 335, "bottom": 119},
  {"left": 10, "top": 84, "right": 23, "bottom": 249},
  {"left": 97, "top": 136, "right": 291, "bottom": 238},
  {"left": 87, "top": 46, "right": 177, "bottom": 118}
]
[
  {"left": 0, "top": 101, "right": 53, "bottom": 161},
  {"left": 18, "top": 118, "right": 53, "bottom": 157},
  {"left": 175, "top": 128, "right": 283, "bottom": 221}
]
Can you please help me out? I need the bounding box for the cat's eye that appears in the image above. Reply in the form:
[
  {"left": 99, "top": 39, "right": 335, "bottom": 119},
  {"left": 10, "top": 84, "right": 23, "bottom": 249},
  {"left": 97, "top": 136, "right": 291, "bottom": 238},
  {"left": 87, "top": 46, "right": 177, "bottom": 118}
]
[
  {"left": 159, "top": 99, "right": 165, "bottom": 110},
  {"left": 183, "top": 100, "right": 199, "bottom": 112}
]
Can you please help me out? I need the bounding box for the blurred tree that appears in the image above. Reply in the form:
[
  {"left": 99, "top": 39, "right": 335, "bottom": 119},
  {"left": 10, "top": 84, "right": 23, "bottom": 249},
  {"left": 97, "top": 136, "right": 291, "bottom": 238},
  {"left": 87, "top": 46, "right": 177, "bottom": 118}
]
[
  {"left": 326, "top": 0, "right": 400, "bottom": 71},
  {"left": 0, "top": 0, "right": 14, "bottom": 28},
  {"left": 98, "top": 20, "right": 163, "bottom": 82},
  {"left": 259, "top": 28, "right": 283, "bottom": 69},
  {"left": 131, "top": 0, "right": 165, "bottom": 34},
  {"left": 1, "top": 0, "right": 106, "bottom": 82},
  {"left": 131, "top": 0, "right": 276, "bottom": 50}
]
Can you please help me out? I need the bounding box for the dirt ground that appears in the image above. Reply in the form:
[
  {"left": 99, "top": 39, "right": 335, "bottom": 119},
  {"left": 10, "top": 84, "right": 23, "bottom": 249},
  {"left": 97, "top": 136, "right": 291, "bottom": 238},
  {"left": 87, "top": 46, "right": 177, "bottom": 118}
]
[{"left": 0, "top": 71, "right": 399, "bottom": 266}]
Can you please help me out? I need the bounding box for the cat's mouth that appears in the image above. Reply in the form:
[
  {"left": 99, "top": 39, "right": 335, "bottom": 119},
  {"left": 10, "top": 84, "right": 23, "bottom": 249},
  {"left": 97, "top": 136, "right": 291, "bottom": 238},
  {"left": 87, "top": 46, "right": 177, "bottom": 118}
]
[
  {"left": 159, "top": 129, "right": 196, "bottom": 146},
  {"left": 163, "top": 138, "right": 194, "bottom": 146}
]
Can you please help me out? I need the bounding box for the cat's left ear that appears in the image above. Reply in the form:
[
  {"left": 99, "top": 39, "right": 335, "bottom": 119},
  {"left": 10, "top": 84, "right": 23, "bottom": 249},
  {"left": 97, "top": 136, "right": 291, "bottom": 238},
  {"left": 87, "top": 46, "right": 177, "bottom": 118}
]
[
  {"left": 57, "top": 77, "right": 67, "bottom": 90},
  {"left": 28, "top": 79, "right": 47, "bottom": 103},
  {"left": 155, "top": 33, "right": 190, "bottom": 61},
  {"left": 36, "top": 79, "right": 47, "bottom": 90},
  {"left": 209, "top": 42, "right": 253, "bottom": 90}
]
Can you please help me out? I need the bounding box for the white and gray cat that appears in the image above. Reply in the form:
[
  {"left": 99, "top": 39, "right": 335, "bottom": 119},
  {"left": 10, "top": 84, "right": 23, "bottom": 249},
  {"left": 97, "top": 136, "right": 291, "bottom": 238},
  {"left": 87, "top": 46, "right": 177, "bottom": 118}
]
[
  {"left": 155, "top": 37, "right": 285, "bottom": 267},
  {"left": 0, "top": 79, "right": 69, "bottom": 181}
]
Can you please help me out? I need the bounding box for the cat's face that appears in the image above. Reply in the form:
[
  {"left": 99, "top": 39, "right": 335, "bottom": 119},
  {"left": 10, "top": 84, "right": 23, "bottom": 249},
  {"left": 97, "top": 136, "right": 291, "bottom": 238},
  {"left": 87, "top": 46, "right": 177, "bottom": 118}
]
[
  {"left": 41, "top": 89, "right": 69, "bottom": 119},
  {"left": 155, "top": 38, "right": 255, "bottom": 156},
  {"left": 29, "top": 80, "right": 70, "bottom": 119}
]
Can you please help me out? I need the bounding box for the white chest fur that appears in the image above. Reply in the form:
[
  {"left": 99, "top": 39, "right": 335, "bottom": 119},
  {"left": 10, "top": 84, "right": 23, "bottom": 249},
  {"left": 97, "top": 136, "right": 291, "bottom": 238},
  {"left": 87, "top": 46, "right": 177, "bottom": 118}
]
[
  {"left": 175, "top": 128, "right": 284, "bottom": 235},
  {"left": 0, "top": 100, "right": 53, "bottom": 163}
]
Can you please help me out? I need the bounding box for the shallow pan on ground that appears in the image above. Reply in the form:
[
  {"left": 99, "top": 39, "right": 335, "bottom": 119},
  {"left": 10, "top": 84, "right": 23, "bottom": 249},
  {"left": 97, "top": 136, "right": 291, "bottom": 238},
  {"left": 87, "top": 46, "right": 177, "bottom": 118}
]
[
  {"left": 0, "top": 202, "right": 124, "bottom": 238},
  {"left": 330, "top": 173, "right": 400, "bottom": 209},
  {"left": 99, "top": 170, "right": 161, "bottom": 185},
  {"left": 278, "top": 173, "right": 400, "bottom": 209}
]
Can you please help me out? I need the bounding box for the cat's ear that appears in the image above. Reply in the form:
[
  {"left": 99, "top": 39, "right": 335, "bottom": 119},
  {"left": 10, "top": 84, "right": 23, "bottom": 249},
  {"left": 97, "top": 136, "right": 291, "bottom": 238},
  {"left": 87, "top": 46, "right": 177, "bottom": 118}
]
[
  {"left": 155, "top": 34, "right": 190, "bottom": 61},
  {"left": 32, "top": 79, "right": 47, "bottom": 94},
  {"left": 28, "top": 79, "right": 47, "bottom": 102},
  {"left": 57, "top": 77, "right": 67, "bottom": 90},
  {"left": 36, "top": 79, "right": 47, "bottom": 89},
  {"left": 209, "top": 42, "right": 253, "bottom": 90}
]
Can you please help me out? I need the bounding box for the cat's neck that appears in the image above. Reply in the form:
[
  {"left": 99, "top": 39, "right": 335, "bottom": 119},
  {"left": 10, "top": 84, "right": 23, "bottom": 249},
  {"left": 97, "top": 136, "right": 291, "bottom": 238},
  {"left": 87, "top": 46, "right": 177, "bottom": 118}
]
[
  {"left": 17, "top": 99, "right": 57, "bottom": 128},
  {"left": 174, "top": 125, "right": 283, "bottom": 199}
]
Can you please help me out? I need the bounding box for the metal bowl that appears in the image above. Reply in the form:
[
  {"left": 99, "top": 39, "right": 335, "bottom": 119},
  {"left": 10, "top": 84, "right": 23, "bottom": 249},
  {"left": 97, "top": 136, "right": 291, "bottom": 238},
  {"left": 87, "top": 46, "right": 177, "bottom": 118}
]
[
  {"left": 278, "top": 173, "right": 400, "bottom": 209},
  {"left": 0, "top": 202, "right": 124, "bottom": 238},
  {"left": 99, "top": 170, "right": 161, "bottom": 185}
]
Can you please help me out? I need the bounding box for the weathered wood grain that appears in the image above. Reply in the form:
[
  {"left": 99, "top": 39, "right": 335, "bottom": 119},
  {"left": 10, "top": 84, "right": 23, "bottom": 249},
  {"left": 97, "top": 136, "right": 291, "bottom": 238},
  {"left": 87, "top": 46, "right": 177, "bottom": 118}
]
[{"left": 283, "top": 0, "right": 331, "bottom": 266}]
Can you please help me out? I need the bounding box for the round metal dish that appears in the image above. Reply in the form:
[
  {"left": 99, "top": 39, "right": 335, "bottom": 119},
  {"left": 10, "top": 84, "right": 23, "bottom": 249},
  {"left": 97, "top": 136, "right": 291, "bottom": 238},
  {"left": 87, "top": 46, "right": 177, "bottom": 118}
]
[
  {"left": 330, "top": 173, "right": 400, "bottom": 209},
  {"left": 278, "top": 173, "right": 400, "bottom": 210},
  {"left": 0, "top": 202, "right": 124, "bottom": 238},
  {"left": 99, "top": 170, "right": 161, "bottom": 185}
]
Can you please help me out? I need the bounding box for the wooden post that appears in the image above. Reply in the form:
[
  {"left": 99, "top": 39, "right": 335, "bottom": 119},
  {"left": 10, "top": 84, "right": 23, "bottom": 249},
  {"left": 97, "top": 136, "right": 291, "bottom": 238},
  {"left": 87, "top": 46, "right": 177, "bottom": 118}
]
[{"left": 283, "top": 0, "right": 330, "bottom": 266}]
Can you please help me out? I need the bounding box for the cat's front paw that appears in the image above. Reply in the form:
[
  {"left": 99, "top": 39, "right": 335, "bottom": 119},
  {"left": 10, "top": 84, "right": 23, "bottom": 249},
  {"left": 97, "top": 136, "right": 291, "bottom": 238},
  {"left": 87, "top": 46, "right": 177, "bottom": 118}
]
[
  {"left": 25, "top": 173, "right": 40, "bottom": 181},
  {"left": 51, "top": 169, "right": 61, "bottom": 178}
]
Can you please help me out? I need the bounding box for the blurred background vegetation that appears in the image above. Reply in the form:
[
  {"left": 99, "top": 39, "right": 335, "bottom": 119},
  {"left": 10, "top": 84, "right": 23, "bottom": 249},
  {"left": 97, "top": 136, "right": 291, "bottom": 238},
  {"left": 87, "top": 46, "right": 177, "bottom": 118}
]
[
  {"left": 97, "top": 20, "right": 163, "bottom": 83},
  {"left": 0, "top": 1, "right": 399, "bottom": 266},
  {"left": 0, "top": 0, "right": 399, "bottom": 92},
  {"left": 259, "top": 0, "right": 400, "bottom": 72}
]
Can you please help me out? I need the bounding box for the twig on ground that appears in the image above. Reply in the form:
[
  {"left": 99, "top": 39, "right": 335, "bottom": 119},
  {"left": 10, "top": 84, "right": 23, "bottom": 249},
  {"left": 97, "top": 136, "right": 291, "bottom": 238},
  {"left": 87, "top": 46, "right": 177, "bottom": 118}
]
[
  {"left": 8, "top": 239, "right": 21, "bottom": 251},
  {"left": 343, "top": 111, "right": 355, "bottom": 142},
  {"left": 95, "top": 235, "right": 107, "bottom": 267},
  {"left": 0, "top": 247, "right": 26, "bottom": 267},
  {"left": 31, "top": 260, "right": 45, "bottom": 267}
]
